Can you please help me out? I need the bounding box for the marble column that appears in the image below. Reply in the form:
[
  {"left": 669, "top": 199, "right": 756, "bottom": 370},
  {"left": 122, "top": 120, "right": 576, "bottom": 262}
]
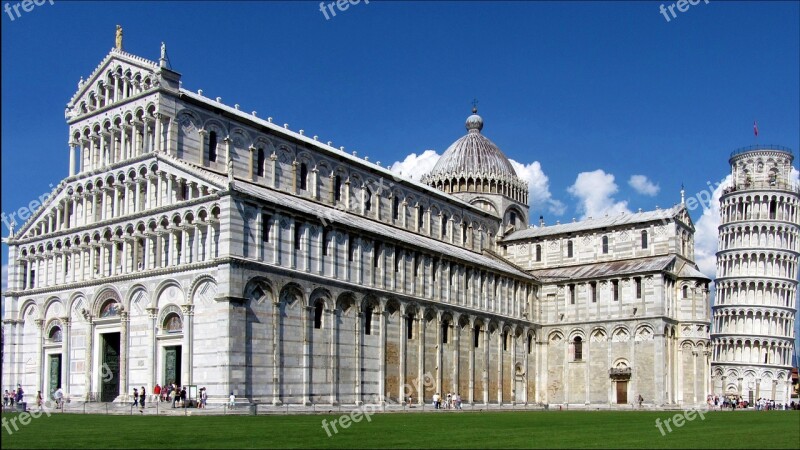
[
  {"left": 181, "top": 304, "right": 194, "bottom": 386},
  {"left": 146, "top": 307, "right": 158, "bottom": 393},
  {"left": 272, "top": 300, "right": 282, "bottom": 405},
  {"left": 119, "top": 311, "right": 129, "bottom": 399}
]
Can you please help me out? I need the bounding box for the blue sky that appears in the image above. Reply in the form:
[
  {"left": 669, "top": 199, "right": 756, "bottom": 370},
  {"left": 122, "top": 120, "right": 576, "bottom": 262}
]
[{"left": 1, "top": 1, "right": 799, "bottom": 354}]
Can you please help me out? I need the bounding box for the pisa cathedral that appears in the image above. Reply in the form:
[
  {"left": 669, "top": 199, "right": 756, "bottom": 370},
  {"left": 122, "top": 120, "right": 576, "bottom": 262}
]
[{"left": 4, "top": 40, "right": 774, "bottom": 408}]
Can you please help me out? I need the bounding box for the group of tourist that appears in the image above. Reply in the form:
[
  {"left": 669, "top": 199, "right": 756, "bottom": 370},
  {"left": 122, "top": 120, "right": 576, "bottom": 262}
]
[
  {"left": 431, "top": 392, "right": 462, "bottom": 410},
  {"left": 707, "top": 394, "right": 797, "bottom": 410},
  {"left": 141, "top": 383, "right": 208, "bottom": 408},
  {"left": 2, "top": 385, "right": 25, "bottom": 408}
]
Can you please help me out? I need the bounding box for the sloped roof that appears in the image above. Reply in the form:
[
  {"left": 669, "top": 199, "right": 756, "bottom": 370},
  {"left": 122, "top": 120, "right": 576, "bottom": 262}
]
[
  {"left": 678, "top": 261, "right": 710, "bottom": 279},
  {"left": 530, "top": 255, "right": 676, "bottom": 282},
  {"left": 177, "top": 89, "right": 495, "bottom": 218},
  {"left": 230, "top": 180, "right": 533, "bottom": 280},
  {"left": 504, "top": 205, "right": 686, "bottom": 241}
]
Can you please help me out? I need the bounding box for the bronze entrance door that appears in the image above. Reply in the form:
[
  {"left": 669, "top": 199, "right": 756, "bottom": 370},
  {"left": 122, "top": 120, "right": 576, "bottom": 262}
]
[
  {"left": 616, "top": 381, "right": 628, "bottom": 404},
  {"left": 164, "top": 346, "right": 182, "bottom": 386},
  {"left": 101, "top": 333, "right": 121, "bottom": 402},
  {"left": 48, "top": 354, "right": 62, "bottom": 398}
]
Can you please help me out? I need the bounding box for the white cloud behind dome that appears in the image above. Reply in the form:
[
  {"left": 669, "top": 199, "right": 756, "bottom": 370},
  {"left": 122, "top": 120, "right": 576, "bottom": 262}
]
[{"left": 390, "top": 151, "right": 566, "bottom": 216}]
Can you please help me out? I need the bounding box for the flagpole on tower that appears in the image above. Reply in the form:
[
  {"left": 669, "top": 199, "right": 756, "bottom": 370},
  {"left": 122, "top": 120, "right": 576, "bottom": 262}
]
[{"left": 753, "top": 120, "right": 759, "bottom": 144}]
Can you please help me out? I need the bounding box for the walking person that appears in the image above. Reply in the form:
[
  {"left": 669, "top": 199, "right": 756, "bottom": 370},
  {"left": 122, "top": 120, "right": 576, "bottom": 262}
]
[
  {"left": 229, "top": 392, "right": 236, "bottom": 409},
  {"left": 36, "top": 391, "right": 43, "bottom": 411},
  {"left": 139, "top": 386, "right": 146, "bottom": 412},
  {"left": 132, "top": 388, "right": 139, "bottom": 407},
  {"left": 154, "top": 384, "right": 161, "bottom": 403},
  {"left": 180, "top": 386, "right": 187, "bottom": 408}
]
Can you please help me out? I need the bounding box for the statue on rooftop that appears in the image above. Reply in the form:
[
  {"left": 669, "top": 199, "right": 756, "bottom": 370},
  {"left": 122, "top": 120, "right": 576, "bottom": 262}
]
[{"left": 115, "top": 25, "right": 123, "bottom": 50}]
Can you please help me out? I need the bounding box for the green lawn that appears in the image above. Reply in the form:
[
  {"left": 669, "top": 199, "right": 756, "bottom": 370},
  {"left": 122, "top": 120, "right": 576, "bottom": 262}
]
[{"left": 2, "top": 410, "right": 799, "bottom": 448}]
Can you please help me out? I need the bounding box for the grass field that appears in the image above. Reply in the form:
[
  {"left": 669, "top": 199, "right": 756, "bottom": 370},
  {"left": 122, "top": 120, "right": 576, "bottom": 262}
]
[{"left": 1, "top": 410, "right": 798, "bottom": 448}]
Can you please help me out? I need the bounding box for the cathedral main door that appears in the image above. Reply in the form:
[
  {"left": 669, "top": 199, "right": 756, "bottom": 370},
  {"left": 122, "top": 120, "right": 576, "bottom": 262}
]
[
  {"left": 164, "top": 346, "right": 182, "bottom": 386},
  {"left": 616, "top": 381, "right": 628, "bottom": 404},
  {"left": 101, "top": 333, "right": 120, "bottom": 402},
  {"left": 48, "top": 354, "right": 62, "bottom": 398}
]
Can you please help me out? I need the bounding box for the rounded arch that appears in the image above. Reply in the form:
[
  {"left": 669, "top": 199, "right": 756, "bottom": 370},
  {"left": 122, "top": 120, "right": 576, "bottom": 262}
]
[
  {"left": 278, "top": 282, "right": 305, "bottom": 307},
  {"left": 153, "top": 279, "right": 185, "bottom": 308},
  {"left": 92, "top": 286, "right": 123, "bottom": 317},
  {"left": 308, "top": 287, "right": 333, "bottom": 310},
  {"left": 126, "top": 284, "right": 150, "bottom": 315},
  {"left": 189, "top": 275, "right": 218, "bottom": 303},
  {"left": 567, "top": 328, "right": 585, "bottom": 341},
  {"left": 18, "top": 299, "right": 40, "bottom": 322},
  {"left": 43, "top": 297, "right": 65, "bottom": 319}
]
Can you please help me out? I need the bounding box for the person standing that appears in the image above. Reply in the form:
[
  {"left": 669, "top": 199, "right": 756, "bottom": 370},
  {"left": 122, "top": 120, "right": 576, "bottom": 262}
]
[
  {"left": 36, "top": 391, "right": 43, "bottom": 410},
  {"left": 139, "top": 387, "right": 146, "bottom": 412},
  {"left": 16, "top": 384, "right": 24, "bottom": 403},
  {"left": 154, "top": 384, "right": 161, "bottom": 403},
  {"left": 229, "top": 392, "right": 236, "bottom": 409},
  {"left": 3, "top": 390, "right": 8, "bottom": 408},
  {"left": 132, "top": 388, "right": 139, "bottom": 407},
  {"left": 180, "top": 386, "right": 187, "bottom": 408},
  {"left": 54, "top": 387, "right": 64, "bottom": 410}
]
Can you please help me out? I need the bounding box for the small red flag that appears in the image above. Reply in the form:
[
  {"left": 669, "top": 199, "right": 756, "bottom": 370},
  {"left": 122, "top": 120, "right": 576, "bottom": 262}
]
[{"left": 754, "top": 121, "right": 759, "bottom": 137}]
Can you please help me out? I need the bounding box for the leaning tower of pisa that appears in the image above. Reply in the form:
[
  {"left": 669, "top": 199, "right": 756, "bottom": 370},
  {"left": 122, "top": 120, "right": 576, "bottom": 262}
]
[{"left": 711, "top": 145, "right": 799, "bottom": 405}]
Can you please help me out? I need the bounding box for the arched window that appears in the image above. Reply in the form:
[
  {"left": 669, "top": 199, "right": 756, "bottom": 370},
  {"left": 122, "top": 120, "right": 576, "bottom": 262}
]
[
  {"left": 510, "top": 211, "right": 516, "bottom": 226},
  {"left": 208, "top": 131, "right": 217, "bottom": 162},
  {"left": 49, "top": 326, "right": 63, "bottom": 343},
  {"left": 602, "top": 236, "right": 609, "bottom": 254},
  {"left": 334, "top": 175, "right": 342, "bottom": 202},
  {"left": 641, "top": 230, "right": 648, "bottom": 249},
  {"left": 569, "top": 284, "right": 576, "bottom": 304},
  {"left": 99, "top": 300, "right": 120, "bottom": 318},
  {"left": 364, "top": 188, "right": 372, "bottom": 212},
  {"left": 573, "top": 336, "right": 583, "bottom": 361},
  {"left": 163, "top": 313, "right": 183, "bottom": 333},
  {"left": 441, "top": 319, "right": 449, "bottom": 344},
  {"left": 294, "top": 223, "right": 302, "bottom": 251},
  {"left": 406, "top": 314, "right": 414, "bottom": 340},
  {"left": 769, "top": 199, "right": 777, "bottom": 220},
  {"left": 682, "top": 285, "right": 688, "bottom": 298},
  {"left": 441, "top": 214, "right": 448, "bottom": 237},
  {"left": 392, "top": 196, "right": 400, "bottom": 220},
  {"left": 535, "top": 244, "right": 542, "bottom": 262},
  {"left": 567, "top": 240, "right": 573, "bottom": 258},
  {"left": 299, "top": 163, "right": 308, "bottom": 190},
  {"left": 256, "top": 148, "right": 265, "bottom": 177},
  {"left": 314, "top": 300, "right": 324, "bottom": 329},
  {"left": 364, "top": 306, "right": 373, "bottom": 335}
]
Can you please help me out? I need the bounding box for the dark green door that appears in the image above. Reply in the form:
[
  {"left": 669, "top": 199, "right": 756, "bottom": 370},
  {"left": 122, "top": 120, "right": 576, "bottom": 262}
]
[
  {"left": 164, "top": 346, "right": 182, "bottom": 386},
  {"left": 101, "top": 333, "right": 120, "bottom": 402},
  {"left": 48, "top": 354, "right": 62, "bottom": 398}
]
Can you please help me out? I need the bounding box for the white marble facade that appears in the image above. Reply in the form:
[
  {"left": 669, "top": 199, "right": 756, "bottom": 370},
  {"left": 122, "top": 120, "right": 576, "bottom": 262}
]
[
  {"left": 2, "top": 44, "right": 716, "bottom": 407},
  {"left": 710, "top": 149, "right": 799, "bottom": 404}
]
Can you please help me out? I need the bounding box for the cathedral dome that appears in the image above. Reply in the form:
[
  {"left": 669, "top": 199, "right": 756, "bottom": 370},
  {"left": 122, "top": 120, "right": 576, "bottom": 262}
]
[{"left": 426, "top": 108, "right": 518, "bottom": 179}]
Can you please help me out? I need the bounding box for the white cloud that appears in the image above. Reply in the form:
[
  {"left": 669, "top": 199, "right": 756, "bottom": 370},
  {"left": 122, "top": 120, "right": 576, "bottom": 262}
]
[
  {"left": 567, "top": 170, "right": 631, "bottom": 219},
  {"left": 389, "top": 151, "right": 566, "bottom": 216},
  {"left": 628, "top": 175, "right": 660, "bottom": 196},
  {"left": 389, "top": 150, "right": 441, "bottom": 181},
  {"left": 693, "top": 175, "right": 731, "bottom": 279},
  {"left": 792, "top": 167, "right": 799, "bottom": 185},
  {"left": 509, "top": 160, "right": 567, "bottom": 216}
]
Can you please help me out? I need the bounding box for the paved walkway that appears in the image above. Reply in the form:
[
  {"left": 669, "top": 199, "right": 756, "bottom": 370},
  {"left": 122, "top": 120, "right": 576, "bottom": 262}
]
[{"left": 3, "top": 401, "right": 711, "bottom": 417}]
